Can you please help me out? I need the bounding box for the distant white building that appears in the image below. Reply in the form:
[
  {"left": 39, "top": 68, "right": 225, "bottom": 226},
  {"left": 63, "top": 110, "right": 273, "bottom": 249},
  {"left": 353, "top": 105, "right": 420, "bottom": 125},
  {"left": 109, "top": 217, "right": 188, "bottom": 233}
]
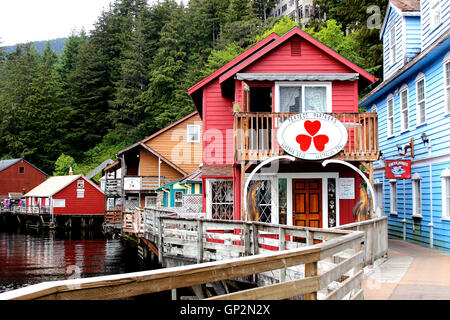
[{"left": 270, "top": 0, "right": 316, "bottom": 25}]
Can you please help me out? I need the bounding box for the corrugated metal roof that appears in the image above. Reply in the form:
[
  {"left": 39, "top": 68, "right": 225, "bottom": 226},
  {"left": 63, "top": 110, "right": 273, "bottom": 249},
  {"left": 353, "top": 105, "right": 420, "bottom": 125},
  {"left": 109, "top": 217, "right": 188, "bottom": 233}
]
[
  {"left": 236, "top": 73, "right": 359, "bottom": 81},
  {"left": 24, "top": 175, "right": 82, "bottom": 197}
]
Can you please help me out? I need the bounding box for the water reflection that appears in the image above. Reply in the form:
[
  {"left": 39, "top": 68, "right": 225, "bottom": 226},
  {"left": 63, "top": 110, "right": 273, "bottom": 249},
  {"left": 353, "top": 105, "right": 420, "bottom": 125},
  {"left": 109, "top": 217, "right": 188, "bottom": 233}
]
[{"left": 0, "top": 226, "right": 149, "bottom": 294}]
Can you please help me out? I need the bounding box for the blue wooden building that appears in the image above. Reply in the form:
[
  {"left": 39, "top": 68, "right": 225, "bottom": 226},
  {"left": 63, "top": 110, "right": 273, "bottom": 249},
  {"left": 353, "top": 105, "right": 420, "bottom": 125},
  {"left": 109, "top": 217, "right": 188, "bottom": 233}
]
[{"left": 360, "top": 0, "right": 450, "bottom": 251}]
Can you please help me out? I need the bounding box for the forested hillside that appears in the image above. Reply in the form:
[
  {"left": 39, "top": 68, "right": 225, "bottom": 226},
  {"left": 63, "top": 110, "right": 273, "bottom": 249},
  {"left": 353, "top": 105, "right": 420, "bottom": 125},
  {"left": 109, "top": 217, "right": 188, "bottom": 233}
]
[
  {"left": 0, "top": 0, "right": 386, "bottom": 176},
  {"left": 5, "top": 38, "right": 68, "bottom": 55}
]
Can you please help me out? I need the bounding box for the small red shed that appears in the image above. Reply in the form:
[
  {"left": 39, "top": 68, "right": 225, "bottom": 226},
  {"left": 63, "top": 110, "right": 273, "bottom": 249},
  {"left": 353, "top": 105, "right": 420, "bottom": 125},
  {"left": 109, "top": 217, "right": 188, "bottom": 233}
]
[
  {"left": 24, "top": 174, "right": 104, "bottom": 216},
  {"left": 0, "top": 158, "right": 47, "bottom": 199}
]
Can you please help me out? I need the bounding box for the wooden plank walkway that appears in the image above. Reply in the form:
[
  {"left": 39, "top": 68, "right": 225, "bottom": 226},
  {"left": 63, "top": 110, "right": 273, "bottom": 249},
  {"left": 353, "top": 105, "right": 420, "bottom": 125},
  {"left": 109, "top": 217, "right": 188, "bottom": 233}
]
[{"left": 0, "top": 207, "right": 373, "bottom": 300}]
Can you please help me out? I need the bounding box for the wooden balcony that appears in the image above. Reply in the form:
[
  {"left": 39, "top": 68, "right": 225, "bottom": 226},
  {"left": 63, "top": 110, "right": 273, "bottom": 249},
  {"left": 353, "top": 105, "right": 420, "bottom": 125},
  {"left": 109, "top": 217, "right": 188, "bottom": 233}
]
[
  {"left": 123, "top": 176, "right": 170, "bottom": 192},
  {"left": 234, "top": 112, "right": 379, "bottom": 162}
]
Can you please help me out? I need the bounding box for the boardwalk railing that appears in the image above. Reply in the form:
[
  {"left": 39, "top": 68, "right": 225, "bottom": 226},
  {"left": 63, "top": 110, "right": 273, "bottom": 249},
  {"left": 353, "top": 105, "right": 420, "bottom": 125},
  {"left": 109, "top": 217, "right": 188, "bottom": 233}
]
[
  {"left": 234, "top": 112, "right": 379, "bottom": 162},
  {"left": 104, "top": 210, "right": 122, "bottom": 225},
  {"left": 1, "top": 206, "right": 51, "bottom": 215},
  {"left": 0, "top": 220, "right": 365, "bottom": 300},
  {"left": 334, "top": 216, "right": 388, "bottom": 267}
]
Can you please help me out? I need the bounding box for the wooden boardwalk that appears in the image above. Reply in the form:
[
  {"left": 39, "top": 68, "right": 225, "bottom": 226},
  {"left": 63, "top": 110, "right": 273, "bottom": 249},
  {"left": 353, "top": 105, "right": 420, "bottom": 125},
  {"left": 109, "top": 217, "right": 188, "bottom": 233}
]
[{"left": 0, "top": 208, "right": 388, "bottom": 300}]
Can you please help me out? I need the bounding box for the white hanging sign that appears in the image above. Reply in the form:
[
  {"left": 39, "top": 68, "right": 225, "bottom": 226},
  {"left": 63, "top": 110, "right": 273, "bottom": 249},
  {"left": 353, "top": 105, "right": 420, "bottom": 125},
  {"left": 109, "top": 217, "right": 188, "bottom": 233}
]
[{"left": 276, "top": 113, "right": 348, "bottom": 160}]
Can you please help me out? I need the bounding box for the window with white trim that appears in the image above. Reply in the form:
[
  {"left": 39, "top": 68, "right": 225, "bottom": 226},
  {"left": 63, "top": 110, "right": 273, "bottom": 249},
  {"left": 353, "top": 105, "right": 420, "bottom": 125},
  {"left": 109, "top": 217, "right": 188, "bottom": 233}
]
[
  {"left": 187, "top": 125, "right": 200, "bottom": 143},
  {"left": 174, "top": 191, "right": 183, "bottom": 207},
  {"left": 390, "top": 25, "right": 396, "bottom": 66},
  {"left": 277, "top": 82, "right": 331, "bottom": 113},
  {"left": 53, "top": 199, "right": 66, "bottom": 208},
  {"left": 145, "top": 196, "right": 157, "bottom": 208},
  {"left": 400, "top": 86, "right": 409, "bottom": 131},
  {"left": 430, "top": 0, "right": 441, "bottom": 31},
  {"left": 389, "top": 180, "right": 397, "bottom": 214},
  {"left": 441, "top": 169, "right": 450, "bottom": 219},
  {"left": 412, "top": 173, "right": 422, "bottom": 217},
  {"left": 387, "top": 95, "right": 394, "bottom": 136},
  {"left": 444, "top": 58, "right": 450, "bottom": 113},
  {"left": 416, "top": 75, "right": 426, "bottom": 125}
]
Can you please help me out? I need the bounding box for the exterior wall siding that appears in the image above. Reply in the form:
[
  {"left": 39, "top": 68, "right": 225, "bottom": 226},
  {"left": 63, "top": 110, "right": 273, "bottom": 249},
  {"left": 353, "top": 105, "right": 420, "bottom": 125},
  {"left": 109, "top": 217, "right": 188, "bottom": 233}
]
[
  {"left": 53, "top": 177, "right": 104, "bottom": 215},
  {"left": 383, "top": 8, "right": 405, "bottom": 80},
  {"left": 0, "top": 161, "right": 46, "bottom": 197},
  {"left": 365, "top": 9, "right": 450, "bottom": 251},
  {"left": 405, "top": 16, "right": 422, "bottom": 62},
  {"left": 203, "top": 79, "right": 234, "bottom": 165},
  {"left": 139, "top": 149, "right": 184, "bottom": 183},
  {"left": 144, "top": 113, "right": 203, "bottom": 174},
  {"left": 421, "top": 0, "right": 450, "bottom": 51}
]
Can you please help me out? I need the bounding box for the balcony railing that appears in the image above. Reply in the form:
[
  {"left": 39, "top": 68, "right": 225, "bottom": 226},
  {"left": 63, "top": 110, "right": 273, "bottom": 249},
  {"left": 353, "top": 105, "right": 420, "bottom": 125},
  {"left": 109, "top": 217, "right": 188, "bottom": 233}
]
[
  {"left": 123, "top": 176, "right": 171, "bottom": 192},
  {"left": 234, "top": 112, "right": 379, "bottom": 162},
  {"left": 105, "top": 179, "right": 121, "bottom": 196}
]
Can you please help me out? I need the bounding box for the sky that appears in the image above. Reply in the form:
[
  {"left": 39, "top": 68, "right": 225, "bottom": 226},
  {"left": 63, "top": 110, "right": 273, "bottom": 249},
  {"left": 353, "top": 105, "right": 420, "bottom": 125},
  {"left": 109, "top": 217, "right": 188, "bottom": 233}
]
[{"left": 0, "top": 0, "right": 162, "bottom": 46}]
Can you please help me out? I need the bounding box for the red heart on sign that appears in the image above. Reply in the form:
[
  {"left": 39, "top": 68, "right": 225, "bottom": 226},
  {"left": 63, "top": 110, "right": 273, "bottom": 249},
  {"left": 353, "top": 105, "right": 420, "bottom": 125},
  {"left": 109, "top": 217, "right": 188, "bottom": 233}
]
[
  {"left": 313, "top": 135, "right": 329, "bottom": 152},
  {"left": 304, "top": 120, "right": 321, "bottom": 136},
  {"left": 296, "top": 134, "right": 312, "bottom": 151}
]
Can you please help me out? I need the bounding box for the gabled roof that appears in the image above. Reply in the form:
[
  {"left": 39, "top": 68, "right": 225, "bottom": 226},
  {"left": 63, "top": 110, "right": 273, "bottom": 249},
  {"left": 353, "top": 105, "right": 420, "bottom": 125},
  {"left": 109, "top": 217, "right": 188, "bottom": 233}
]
[
  {"left": 380, "top": 0, "right": 421, "bottom": 39},
  {"left": 188, "top": 33, "right": 279, "bottom": 97},
  {"left": 117, "top": 141, "right": 187, "bottom": 177},
  {"left": 25, "top": 174, "right": 104, "bottom": 197},
  {"left": 141, "top": 111, "right": 199, "bottom": 144},
  {"left": 25, "top": 175, "right": 79, "bottom": 197},
  {"left": 0, "top": 158, "right": 47, "bottom": 176},
  {"left": 188, "top": 27, "right": 378, "bottom": 113}
]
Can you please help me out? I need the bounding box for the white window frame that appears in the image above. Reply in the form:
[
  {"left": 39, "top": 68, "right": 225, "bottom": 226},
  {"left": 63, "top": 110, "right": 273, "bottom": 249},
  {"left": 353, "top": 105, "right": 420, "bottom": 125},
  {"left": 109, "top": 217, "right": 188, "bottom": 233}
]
[
  {"left": 144, "top": 196, "right": 157, "bottom": 208},
  {"left": 76, "top": 189, "right": 85, "bottom": 199},
  {"left": 174, "top": 191, "right": 183, "bottom": 208},
  {"left": 441, "top": 169, "right": 450, "bottom": 220},
  {"left": 186, "top": 125, "right": 201, "bottom": 143},
  {"left": 53, "top": 199, "right": 66, "bottom": 208},
  {"left": 274, "top": 82, "right": 332, "bottom": 113},
  {"left": 387, "top": 94, "right": 395, "bottom": 137},
  {"left": 389, "top": 180, "right": 397, "bottom": 215},
  {"left": 430, "top": 0, "right": 441, "bottom": 31},
  {"left": 400, "top": 85, "right": 409, "bottom": 132},
  {"left": 77, "top": 180, "right": 84, "bottom": 188},
  {"left": 443, "top": 52, "right": 450, "bottom": 114},
  {"left": 416, "top": 73, "right": 426, "bottom": 126},
  {"left": 412, "top": 173, "right": 422, "bottom": 217},
  {"left": 374, "top": 180, "right": 384, "bottom": 212},
  {"left": 390, "top": 25, "right": 397, "bottom": 66}
]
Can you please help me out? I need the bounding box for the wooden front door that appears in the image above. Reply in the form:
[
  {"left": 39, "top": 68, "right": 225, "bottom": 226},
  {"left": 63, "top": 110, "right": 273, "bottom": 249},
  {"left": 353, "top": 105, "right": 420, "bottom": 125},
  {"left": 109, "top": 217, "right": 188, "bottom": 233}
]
[{"left": 293, "top": 179, "right": 322, "bottom": 228}]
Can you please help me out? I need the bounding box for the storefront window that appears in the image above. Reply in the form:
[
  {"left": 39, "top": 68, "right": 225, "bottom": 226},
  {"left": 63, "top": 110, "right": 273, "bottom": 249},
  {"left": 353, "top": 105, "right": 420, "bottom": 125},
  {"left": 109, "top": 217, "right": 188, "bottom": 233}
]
[
  {"left": 279, "top": 178, "right": 287, "bottom": 225},
  {"left": 248, "top": 180, "right": 272, "bottom": 223}
]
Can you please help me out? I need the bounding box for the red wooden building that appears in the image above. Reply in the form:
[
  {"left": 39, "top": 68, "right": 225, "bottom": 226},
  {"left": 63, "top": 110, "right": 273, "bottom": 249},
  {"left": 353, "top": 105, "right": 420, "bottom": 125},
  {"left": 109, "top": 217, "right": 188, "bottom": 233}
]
[
  {"left": 188, "top": 27, "right": 380, "bottom": 229},
  {"left": 0, "top": 158, "right": 47, "bottom": 200},
  {"left": 24, "top": 174, "right": 104, "bottom": 216}
]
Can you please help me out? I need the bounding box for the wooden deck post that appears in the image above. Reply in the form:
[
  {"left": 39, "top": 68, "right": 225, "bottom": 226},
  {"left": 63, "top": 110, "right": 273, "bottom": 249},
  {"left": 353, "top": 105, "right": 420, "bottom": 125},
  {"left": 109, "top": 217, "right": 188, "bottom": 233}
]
[
  {"left": 157, "top": 215, "right": 164, "bottom": 265},
  {"left": 197, "top": 220, "right": 204, "bottom": 263},
  {"left": 279, "top": 227, "right": 286, "bottom": 282}
]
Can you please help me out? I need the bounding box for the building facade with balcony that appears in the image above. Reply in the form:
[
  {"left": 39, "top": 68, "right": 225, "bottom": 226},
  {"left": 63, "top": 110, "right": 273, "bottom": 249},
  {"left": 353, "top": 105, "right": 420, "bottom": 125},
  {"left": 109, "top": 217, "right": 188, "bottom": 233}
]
[
  {"left": 103, "top": 111, "right": 203, "bottom": 220},
  {"left": 360, "top": 0, "right": 450, "bottom": 251},
  {"left": 189, "top": 27, "right": 379, "bottom": 229}
]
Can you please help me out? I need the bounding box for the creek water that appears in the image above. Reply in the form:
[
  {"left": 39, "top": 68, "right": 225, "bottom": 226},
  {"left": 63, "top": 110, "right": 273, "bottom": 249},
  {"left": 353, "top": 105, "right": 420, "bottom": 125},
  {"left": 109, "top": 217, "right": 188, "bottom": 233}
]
[{"left": 0, "top": 224, "right": 155, "bottom": 295}]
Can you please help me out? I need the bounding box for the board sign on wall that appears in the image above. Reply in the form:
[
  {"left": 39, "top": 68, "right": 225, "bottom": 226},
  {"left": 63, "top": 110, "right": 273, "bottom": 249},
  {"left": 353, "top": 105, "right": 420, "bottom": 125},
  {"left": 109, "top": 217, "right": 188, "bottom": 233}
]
[
  {"left": 276, "top": 113, "right": 348, "bottom": 160},
  {"left": 339, "top": 178, "right": 355, "bottom": 199},
  {"left": 385, "top": 160, "right": 411, "bottom": 179}
]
